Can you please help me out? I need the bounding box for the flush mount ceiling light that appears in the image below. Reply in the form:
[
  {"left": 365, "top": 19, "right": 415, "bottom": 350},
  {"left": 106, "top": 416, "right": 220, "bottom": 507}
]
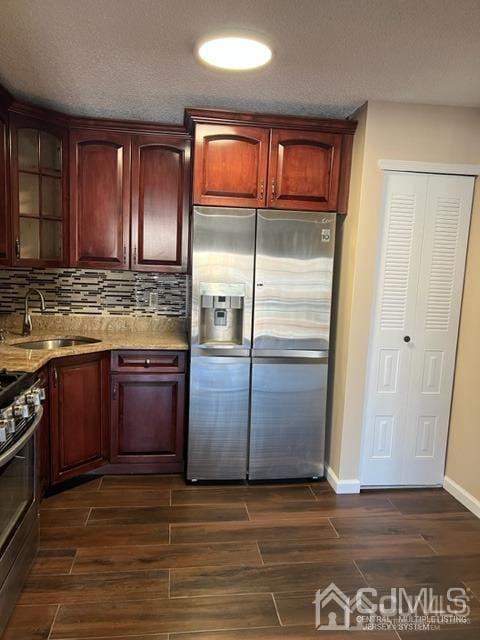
[{"left": 196, "top": 34, "right": 272, "bottom": 71}]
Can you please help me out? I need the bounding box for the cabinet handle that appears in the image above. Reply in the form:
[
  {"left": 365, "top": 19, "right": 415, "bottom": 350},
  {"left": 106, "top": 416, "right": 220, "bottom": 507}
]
[
  {"left": 15, "top": 238, "right": 20, "bottom": 260},
  {"left": 123, "top": 245, "right": 127, "bottom": 265},
  {"left": 259, "top": 181, "right": 264, "bottom": 199},
  {"left": 53, "top": 368, "right": 58, "bottom": 388},
  {"left": 271, "top": 179, "right": 276, "bottom": 199},
  {"left": 112, "top": 382, "right": 118, "bottom": 400},
  {"left": 133, "top": 246, "right": 137, "bottom": 264},
  {"left": 144, "top": 358, "right": 151, "bottom": 368}
]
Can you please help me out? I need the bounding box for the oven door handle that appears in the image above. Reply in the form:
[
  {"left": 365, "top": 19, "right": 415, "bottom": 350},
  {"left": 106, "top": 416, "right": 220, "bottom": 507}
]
[{"left": 0, "top": 407, "right": 43, "bottom": 468}]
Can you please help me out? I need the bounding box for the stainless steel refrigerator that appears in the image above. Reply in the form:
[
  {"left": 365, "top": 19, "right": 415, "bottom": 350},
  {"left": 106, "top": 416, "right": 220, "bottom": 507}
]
[{"left": 187, "top": 206, "right": 336, "bottom": 481}]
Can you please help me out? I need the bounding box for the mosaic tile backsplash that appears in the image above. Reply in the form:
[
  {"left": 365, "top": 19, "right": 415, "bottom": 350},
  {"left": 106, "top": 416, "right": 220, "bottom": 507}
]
[{"left": 0, "top": 268, "right": 187, "bottom": 317}]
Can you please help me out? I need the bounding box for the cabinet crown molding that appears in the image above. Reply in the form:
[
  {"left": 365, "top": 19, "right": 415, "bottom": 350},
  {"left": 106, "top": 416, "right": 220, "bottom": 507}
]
[
  {"left": 185, "top": 107, "right": 357, "bottom": 135},
  {"left": 0, "top": 84, "right": 14, "bottom": 112},
  {"left": 69, "top": 115, "right": 191, "bottom": 137},
  {"left": 1, "top": 83, "right": 190, "bottom": 136}
]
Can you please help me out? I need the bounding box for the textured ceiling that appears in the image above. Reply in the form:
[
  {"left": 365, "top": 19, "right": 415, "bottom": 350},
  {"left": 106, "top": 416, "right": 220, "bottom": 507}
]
[{"left": 1, "top": 0, "right": 479, "bottom": 124}]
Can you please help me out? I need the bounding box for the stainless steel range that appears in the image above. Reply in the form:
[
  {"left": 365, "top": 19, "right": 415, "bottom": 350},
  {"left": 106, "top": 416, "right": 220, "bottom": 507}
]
[
  {"left": 187, "top": 207, "right": 336, "bottom": 481},
  {"left": 0, "top": 370, "right": 45, "bottom": 634}
]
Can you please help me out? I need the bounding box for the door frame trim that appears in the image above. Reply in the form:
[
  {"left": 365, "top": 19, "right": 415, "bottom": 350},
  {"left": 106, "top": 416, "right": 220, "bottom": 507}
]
[{"left": 379, "top": 159, "right": 480, "bottom": 176}]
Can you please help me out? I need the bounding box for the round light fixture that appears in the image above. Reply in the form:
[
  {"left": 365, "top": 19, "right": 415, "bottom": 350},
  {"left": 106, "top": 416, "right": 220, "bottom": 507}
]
[{"left": 196, "top": 35, "right": 272, "bottom": 71}]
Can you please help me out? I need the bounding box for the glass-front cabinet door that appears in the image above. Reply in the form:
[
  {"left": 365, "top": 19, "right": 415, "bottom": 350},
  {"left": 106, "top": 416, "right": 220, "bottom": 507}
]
[{"left": 11, "top": 116, "right": 67, "bottom": 266}]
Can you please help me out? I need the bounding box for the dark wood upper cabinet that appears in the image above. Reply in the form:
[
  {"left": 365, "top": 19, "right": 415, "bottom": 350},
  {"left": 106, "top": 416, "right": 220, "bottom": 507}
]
[
  {"left": 70, "top": 128, "right": 189, "bottom": 272},
  {"left": 9, "top": 114, "right": 68, "bottom": 267},
  {"left": 192, "top": 124, "right": 269, "bottom": 207},
  {"left": 131, "top": 135, "right": 189, "bottom": 272},
  {"left": 186, "top": 109, "right": 357, "bottom": 213},
  {"left": 70, "top": 129, "right": 131, "bottom": 269},
  {"left": 49, "top": 352, "right": 109, "bottom": 484},
  {"left": 0, "top": 105, "right": 8, "bottom": 265},
  {"left": 267, "top": 129, "right": 342, "bottom": 211}
]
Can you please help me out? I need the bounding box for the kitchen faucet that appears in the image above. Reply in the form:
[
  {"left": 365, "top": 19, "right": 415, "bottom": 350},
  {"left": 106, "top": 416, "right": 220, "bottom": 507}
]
[{"left": 22, "top": 288, "right": 46, "bottom": 336}]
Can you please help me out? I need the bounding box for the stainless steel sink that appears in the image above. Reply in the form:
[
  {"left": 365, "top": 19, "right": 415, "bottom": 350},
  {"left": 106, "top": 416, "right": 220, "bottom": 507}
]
[{"left": 14, "top": 337, "right": 101, "bottom": 350}]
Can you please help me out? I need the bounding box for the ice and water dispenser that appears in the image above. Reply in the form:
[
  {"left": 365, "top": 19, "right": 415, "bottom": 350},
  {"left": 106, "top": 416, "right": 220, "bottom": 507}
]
[{"left": 198, "top": 284, "right": 245, "bottom": 346}]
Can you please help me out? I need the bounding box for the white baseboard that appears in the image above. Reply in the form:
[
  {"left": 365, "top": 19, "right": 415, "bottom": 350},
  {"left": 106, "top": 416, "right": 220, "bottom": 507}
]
[
  {"left": 325, "top": 464, "right": 360, "bottom": 494},
  {"left": 443, "top": 475, "right": 480, "bottom": 519}
]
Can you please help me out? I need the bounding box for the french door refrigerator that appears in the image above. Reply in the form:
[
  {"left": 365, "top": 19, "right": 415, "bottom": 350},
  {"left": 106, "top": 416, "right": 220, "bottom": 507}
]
[{"left": 187, "top": 206, "right": 335, "bottom": 481}]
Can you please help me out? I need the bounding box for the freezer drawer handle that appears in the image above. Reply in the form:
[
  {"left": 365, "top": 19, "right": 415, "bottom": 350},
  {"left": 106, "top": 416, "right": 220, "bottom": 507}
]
[{"left": 252, "top": 357, "right": 329, "bottom": 365}]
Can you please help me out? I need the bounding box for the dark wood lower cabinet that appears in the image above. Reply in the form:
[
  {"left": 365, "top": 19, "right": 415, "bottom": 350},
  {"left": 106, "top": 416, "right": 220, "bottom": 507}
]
[
  {"left": 110, "top": 372, "right": 185, "bottom": 472},
  {"left": 39, "top": 349, "right": 185, "bottom": 489},
  {"left": 49, "top": 352, "right": 109, "bottom": 484},
  {"left": 36, "top": 367, "right": 50, "bottom": 498}
]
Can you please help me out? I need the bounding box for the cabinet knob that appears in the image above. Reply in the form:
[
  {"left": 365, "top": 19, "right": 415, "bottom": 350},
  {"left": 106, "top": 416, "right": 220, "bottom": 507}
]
[{"left": 404, "top": 336, "right": 411, "bottom": 343}]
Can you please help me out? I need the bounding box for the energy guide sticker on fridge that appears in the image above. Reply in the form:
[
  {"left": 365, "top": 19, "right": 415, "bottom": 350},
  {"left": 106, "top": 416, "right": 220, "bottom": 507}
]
[{"left": 321, "top": 228, "right": 331, "bottom": 242}]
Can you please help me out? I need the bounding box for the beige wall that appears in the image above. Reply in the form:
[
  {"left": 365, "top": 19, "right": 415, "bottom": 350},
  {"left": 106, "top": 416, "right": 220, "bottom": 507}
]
[
  {"left": 446, "top": 187, "right": 480, "bottom": 501},
  {"left": 328, "top": 101, "right": 480, "bottom": 500},
  {"left": 327, "top": 102, "right": 368, "bottom": 476}
]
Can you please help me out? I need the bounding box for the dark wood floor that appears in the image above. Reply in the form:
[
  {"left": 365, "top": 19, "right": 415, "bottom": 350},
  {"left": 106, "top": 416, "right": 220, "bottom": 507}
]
[{"left": 4, "top": 476, "right": 480, "bottom": 639}]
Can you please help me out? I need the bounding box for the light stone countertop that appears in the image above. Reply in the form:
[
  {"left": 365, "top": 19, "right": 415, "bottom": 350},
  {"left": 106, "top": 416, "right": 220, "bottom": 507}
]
[{"left": 0, "top": 314, "right": 189, "bottom": 373}]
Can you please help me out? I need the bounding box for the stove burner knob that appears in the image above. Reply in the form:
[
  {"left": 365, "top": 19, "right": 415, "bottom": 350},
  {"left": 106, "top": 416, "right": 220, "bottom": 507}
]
[
  {"left": 26, "top": 390, "right": 41, "bottom": 406},
  {"left": 13, "top": 404, "right": 30, "bottom": 419},
  {"left": 0, "top": 426, "right": 6, "bottom": 443},
  {"left": 0, "top": 417, "right": 14, "bottom": 436},
  {"left": 4, "top": 418, "right": 16, "bottom": 434},
  {"left": 37, "top": 388, "right": 46, "bottom": 401},
  {"left": 3, "top": 407, "right": 13, "bottom": 419}
]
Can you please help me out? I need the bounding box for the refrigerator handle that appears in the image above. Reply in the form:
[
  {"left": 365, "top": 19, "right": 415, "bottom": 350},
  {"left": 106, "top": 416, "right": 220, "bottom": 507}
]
[
  {"left": 252, "top": 349, "right": 329, "bottom": 359},
  {"left": 191, "top": 347, "right": 251, "bottom": 358}
]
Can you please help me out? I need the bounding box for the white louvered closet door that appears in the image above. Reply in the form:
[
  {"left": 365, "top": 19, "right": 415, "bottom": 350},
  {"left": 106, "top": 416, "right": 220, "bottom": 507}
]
[
  {"left": 402, "top": 175, "right": 474, "bottom": 484},
  {"left": 361, "top": 172, "right": 474, "bottom": 486}
]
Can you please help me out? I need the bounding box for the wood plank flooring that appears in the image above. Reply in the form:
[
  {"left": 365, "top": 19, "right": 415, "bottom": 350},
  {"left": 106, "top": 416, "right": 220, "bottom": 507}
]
[{"left": 4, "top": 476, "right": 480, "bottom": 639}]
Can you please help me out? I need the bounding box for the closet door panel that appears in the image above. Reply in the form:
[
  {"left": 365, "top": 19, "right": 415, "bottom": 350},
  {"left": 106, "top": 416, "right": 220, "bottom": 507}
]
[
  {"left": 361, "top": 173, "right": 428, "bottom": 486},
  {"left": 403, "top": 175, "right": 474, "bottom": 484}
]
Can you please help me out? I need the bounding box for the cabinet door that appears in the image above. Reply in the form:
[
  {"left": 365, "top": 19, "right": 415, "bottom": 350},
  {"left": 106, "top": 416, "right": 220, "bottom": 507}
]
[
  {"left": 70, "top": 129, "right": 130, "bottom": 269},
  {"left": 192, "top": 124, "right": 269, "bottom": 207},
  {"left": 0, "top": 109, "right": 8, "bottom": 264},
  {"left": 268, "top": 129, "right": 342, "bottom": 211},
  {"left": 131, "top": 135, "right": 189, "bottom": 272},
  {"left": 10, "top": 115, "right": 68, "bottom": 266},
  {"left": 110, "top": 373, "right": 184, "bottom": 467},
  {"left": 50, "top": 353, "right": 109, "bottom": 483}
]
